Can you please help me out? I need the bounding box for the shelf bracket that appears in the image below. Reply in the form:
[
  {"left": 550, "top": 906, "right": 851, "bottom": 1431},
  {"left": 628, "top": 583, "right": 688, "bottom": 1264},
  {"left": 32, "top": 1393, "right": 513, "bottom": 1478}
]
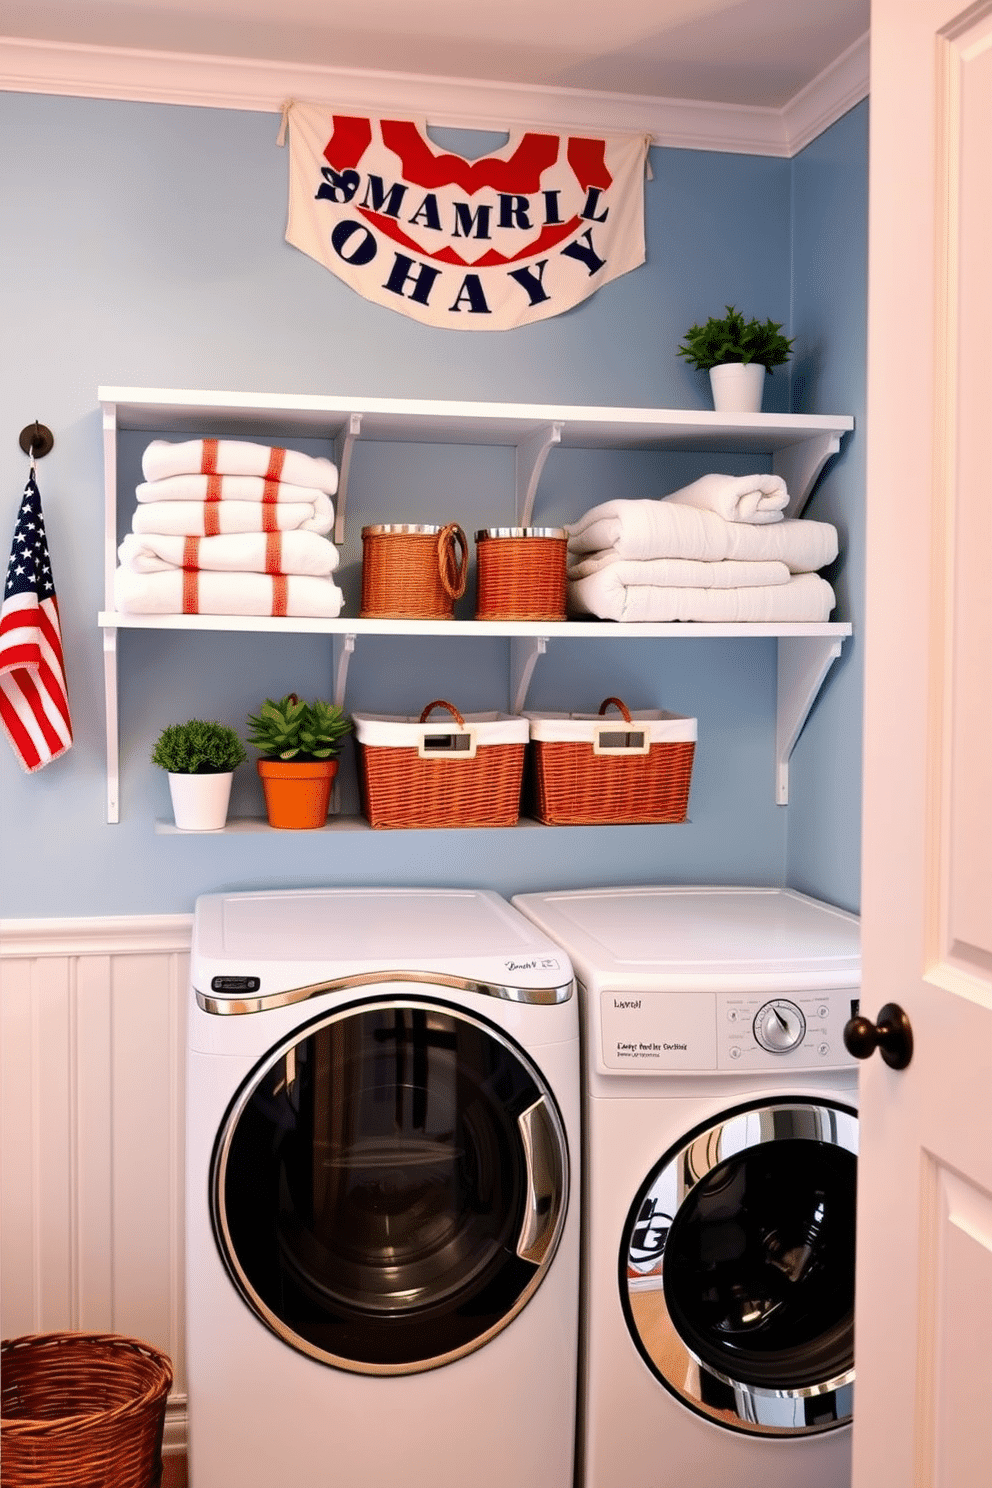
[
  {"left": 104, "top": 626, "right": 120, "bottom": 823},
  {"left": 516, "top": 422, "right": 562, "bottom": 527},
  {"left": 510, "top": 637, "right": 548, "bottom": 714},
  {"left": 776, "top": 635, "right": 845, "bottom": 804},
  {"left": 333, "top": 633, "right": 357, "bottom": 710},
  {"left": 333, "top": 413, "right": 363, "bottom": 545},
  {"left": 774, "top": 434, "right": 842, "bottom": 518}
]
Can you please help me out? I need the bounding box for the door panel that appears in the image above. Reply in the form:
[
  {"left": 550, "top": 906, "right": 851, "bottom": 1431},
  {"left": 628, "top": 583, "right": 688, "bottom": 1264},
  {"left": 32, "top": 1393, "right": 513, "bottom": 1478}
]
[{"left": 856, "top": 3, "right": 992, "bottom": 1483}]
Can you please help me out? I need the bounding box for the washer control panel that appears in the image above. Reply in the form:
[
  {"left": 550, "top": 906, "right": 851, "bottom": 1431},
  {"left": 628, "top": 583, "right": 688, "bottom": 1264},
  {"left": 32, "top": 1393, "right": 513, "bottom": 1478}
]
[{"left": 599, "top": 987, "right": 860, "bottom": 1071}]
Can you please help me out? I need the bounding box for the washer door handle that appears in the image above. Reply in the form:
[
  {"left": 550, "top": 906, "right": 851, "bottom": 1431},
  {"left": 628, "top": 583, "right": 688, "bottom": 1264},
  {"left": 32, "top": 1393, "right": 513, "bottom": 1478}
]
[{"left": 516, "top": 1097, "right": 566, "bottom": 1265}]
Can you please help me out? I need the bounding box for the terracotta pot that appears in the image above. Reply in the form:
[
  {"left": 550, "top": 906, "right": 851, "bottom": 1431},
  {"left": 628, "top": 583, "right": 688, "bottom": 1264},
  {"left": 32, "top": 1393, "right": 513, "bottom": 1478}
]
[{"left": 257, "top": 758, "right": 338, "bottom": 829}]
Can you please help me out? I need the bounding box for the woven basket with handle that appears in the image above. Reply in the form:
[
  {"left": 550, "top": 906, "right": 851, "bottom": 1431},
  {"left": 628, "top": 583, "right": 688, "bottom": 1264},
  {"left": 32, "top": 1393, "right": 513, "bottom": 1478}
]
[
  {"left": 528, "top": 696, "right": 696, "bottom": 825},
  {"left": 360, "top": 523, "right": 468, "bottom": 618},
  {"left": 355, "top": 699, "right": 527, "bottom": 828},
  {"left": 1, "top": 1331, "right": 173, "bottom": 1488}
]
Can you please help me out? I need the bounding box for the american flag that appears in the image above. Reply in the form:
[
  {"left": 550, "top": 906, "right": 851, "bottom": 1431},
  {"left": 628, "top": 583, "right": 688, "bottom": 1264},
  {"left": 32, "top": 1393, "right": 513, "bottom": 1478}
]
[{"left": 0, "top": 471, "right": 73, "bottom": 771}]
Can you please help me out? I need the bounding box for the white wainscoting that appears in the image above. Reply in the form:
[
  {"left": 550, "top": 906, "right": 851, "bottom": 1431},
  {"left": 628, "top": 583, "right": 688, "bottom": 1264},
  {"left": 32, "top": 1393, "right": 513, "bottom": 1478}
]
[{"left": 0, "top": 915, "right": 193, "bottom": 1453}]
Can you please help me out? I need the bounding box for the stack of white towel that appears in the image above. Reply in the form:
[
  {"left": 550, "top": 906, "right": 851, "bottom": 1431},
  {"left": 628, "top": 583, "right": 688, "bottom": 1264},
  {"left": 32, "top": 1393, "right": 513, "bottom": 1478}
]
[
  {"left": 566, "top": 473, "right": 838, "bottom": 623},
  {"left": 114, "top": 438, "right": 345, "bottom": 618}
]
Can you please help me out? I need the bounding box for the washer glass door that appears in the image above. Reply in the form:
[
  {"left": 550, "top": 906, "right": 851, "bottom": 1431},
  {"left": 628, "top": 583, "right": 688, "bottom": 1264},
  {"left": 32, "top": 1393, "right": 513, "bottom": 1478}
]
[
  {"left": 620, "top": 1099, "right": 857, "bottom": 1435},
  {"left": 213, "top": 996, "right": 569, "bottom": 1374}
]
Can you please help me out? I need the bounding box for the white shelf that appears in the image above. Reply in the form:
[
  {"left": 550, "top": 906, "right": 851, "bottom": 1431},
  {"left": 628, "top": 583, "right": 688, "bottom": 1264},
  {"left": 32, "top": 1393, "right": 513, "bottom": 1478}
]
[
  {"left": 154, "top": 815, "right": 557, "bottom": 834},
  {"left": 99, "top": 387, "right": 855, "bottom": 823},
  {"left": 99, "top": 385, "right": 854, "bottom": 534}
]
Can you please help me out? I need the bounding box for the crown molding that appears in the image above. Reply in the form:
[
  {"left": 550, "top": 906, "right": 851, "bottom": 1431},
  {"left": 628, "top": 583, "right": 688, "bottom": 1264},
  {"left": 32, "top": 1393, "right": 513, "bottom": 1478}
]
[
  {"left": 1, "top": 33, "right": 867, "bottom": 157},
  {"left": 783, "top": 32, "right": 870, "bottom": 154}
]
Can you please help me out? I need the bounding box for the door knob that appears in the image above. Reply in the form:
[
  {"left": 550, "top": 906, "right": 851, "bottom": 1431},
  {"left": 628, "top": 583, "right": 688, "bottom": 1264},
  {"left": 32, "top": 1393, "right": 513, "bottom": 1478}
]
[{"left": 843, "top": 1002, "right": 914, "bottom": 1070}]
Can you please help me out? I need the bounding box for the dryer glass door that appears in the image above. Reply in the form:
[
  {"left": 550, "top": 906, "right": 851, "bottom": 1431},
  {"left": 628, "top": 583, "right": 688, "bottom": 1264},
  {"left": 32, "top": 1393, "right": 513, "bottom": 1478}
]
[
  {"left": 620, "top": 1099, "right": 857, "bottom": 1436},
  {"left": 212, "top": 996, "right": 569, "bottom": 1374}
]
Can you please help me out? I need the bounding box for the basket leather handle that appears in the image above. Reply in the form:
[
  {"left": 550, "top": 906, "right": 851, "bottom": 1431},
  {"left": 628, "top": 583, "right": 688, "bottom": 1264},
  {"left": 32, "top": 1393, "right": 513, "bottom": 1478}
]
[
  {"left": 598, "top": 696, "right": 633, "bottom": 722},
  {"left": 419, "top": 699, "right": 467, "bottom": 727},
  {"left": 437, "top": 524, "right": 468, "bottom": 600}
]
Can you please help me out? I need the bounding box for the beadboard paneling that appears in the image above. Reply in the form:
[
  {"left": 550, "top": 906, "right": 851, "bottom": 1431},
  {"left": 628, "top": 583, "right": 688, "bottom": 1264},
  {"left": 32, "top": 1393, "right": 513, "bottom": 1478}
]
[{"left": 0, "top": 917, "right": 193, "bottom": 1448}]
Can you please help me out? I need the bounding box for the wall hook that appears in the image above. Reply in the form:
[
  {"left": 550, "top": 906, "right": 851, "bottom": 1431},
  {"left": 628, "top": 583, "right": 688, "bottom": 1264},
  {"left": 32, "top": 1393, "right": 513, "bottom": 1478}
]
[{"left": 19, "top": 422, "right": 55, "bottom": 460}]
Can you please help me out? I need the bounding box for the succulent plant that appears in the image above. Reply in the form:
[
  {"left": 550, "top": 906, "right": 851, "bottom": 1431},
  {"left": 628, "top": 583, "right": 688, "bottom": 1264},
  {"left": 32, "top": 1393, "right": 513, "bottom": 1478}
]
[
  {"left": 151, "top": 720, "right": 247, "bottom": 774},
  {"left": 246, "top": 693, "right": 352, "bottom": 761},
  {"left": 678, "top": 305, "right": 794, "bottom": 372}
]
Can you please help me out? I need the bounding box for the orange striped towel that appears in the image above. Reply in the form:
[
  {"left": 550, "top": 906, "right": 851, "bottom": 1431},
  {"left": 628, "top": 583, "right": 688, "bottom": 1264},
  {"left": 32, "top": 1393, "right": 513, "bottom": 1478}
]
[{"left": 141, "top": 438, "right": 338, "bottom": 495}]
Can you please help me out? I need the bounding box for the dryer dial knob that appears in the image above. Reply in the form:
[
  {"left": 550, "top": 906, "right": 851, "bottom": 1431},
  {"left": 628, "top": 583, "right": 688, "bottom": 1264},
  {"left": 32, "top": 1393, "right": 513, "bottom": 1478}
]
[{"left": 753, "top": 999, "right": 806, "bottom": 1052}]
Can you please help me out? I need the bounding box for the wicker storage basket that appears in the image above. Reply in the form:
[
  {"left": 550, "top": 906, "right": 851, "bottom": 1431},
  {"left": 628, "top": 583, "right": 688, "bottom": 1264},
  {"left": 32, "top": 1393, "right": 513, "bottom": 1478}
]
[
  {"left": 526, "top": 696, "right": 696, "bottom": 825},
  {"left": 360, "top": 523, "right": 468, "bottom": 618},
  {"left": 1, "top": 1331, "right": 173, "bottom": 1488},
  {"left": 474, "top": 527, "right": 568, "bottom": 620},
  {"left": 353, "top": 700, "right": 528, "bottom": 828}
]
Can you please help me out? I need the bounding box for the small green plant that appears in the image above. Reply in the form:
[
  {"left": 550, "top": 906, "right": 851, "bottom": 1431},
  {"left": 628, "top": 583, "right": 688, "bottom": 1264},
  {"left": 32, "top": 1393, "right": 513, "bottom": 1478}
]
[
  {"left": 151, "top": 720, "right": 247, "bottom": 774},
  {"left": 678, "top": 305, "right": 794, "bottom": 372},
  {"left": 246, "top": 693, "right": 352, "bottom": 762}
]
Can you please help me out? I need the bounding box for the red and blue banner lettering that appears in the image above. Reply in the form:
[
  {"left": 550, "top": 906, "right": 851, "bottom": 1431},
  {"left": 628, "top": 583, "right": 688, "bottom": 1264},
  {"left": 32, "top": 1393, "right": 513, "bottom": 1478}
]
[{"left": 282, "top": 104, "right": 649, "bottom": 330}]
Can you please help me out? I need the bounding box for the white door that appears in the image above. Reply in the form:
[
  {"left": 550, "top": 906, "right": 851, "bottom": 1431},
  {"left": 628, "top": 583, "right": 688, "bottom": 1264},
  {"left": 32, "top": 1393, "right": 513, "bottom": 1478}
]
[{"left": 854, "top": 2, "right": 992, "bottom": 1485}]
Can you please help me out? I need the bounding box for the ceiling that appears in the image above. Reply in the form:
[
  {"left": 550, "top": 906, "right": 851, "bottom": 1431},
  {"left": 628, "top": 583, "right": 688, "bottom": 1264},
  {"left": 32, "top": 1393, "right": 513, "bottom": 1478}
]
[{"left": 3, "top": 0, "right": 869, "bottom": 109}]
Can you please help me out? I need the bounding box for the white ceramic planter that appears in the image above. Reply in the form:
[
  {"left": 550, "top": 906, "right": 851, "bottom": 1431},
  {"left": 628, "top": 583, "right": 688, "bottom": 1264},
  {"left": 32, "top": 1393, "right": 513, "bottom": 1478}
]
[
  {"left": 708, "top": 361, "right": 767, "bottom": 414},
  {"left": 167, "top": 771, "right": 234, "bottom": 831}
]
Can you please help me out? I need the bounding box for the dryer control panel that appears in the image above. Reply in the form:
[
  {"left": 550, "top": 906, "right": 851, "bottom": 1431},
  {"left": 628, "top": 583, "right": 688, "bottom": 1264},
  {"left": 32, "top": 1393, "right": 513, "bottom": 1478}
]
[{"left": 599, "top": 987, "right": 860, "bottom": 1072}]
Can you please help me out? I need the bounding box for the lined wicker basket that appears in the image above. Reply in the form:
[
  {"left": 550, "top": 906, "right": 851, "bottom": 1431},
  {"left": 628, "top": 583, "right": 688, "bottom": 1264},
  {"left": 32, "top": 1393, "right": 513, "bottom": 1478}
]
[
  {"left": 474, "top": 527, "right": 568, "bottom": 620},
  {"left": 1, "top": 1331, "right": 173, "bottom": 1488},
  {"left": 526, "top": 697, "right": 697, "bottom": 825},
  {"left": 360, "top": 523, "right": 468, "bottom": 618},
  {"left": 354, "top": 700, "right": 528, "bottom": 828}
]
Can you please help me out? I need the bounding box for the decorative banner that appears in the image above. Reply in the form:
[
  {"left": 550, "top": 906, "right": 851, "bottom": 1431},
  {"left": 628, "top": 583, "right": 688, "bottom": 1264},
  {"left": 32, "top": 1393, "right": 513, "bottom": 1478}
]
[{"left": 282, "top": 104, "right": 649, "bottom": 330}]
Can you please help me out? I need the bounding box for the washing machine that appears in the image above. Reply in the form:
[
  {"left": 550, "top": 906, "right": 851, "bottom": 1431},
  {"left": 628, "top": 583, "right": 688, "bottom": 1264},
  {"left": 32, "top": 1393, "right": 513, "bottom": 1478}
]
[
  {"left": 512, "top": 885, "right": 860, "bottom": 1488},
  {"left": 185, "top": 887, "right": 579, "bottom": 1488}
]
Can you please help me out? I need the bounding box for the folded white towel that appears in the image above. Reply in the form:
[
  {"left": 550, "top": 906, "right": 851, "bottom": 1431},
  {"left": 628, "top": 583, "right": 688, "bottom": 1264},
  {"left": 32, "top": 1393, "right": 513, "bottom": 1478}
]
[
  {"left": 568, "top": 571, "right": 835, "bottom": 624},
  {"left": 135, "top": 474, "right": 331, "bottom": 506},
  {"left": 567, "top": 555, "right": 791, "bottom": 588},
  {"left": 131, "top": 494, "right": 334, "bottom": 536},
  {"left": 141, "top": 438, "right": 338, "bottom": 495},
  {"left": 118, "top": 530, "right": 340, "bottom": 576},
  {"left": 662, "top": 471, "right": 788, "bottom": 524},
  {"left": 114, "top": 567, "right": 345, "bottom": 618},
  {"left": 567, "top": 500, "right": 837, "bottom": 572}
]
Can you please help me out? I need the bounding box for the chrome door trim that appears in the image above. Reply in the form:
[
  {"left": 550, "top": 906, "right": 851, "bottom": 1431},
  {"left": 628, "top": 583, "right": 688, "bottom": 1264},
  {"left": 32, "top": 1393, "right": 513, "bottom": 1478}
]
[
  {"left": 621, "top": 1099, "right": 858, "bottom": 1436},
  {"left": 196, "top": 968, "right": 574, "bottom": 1015},
  {"left": 212, "top": 996, "right": 571, "bottom": 1375},
  {"left": 516, "top": 1096, "right": 568, "bottom": 1265}
]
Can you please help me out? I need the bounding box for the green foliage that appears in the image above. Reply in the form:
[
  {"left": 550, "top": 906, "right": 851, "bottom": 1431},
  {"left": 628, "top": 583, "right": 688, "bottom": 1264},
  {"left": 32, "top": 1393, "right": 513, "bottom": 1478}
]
[
  {"left": 678, "top": 305, "right": 794, "bottom": 372},
  {"left": 246, "top": 693, "right": 352, "bottom": 762},
  {"left": 151, "top": 720, "right": 246, "bottom": 774}
]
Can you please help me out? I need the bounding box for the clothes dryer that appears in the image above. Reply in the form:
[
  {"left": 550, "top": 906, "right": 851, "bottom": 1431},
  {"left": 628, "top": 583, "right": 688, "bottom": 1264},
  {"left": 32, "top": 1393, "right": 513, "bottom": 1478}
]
[
  {"left": 512, "top": 885, "right": 860, "bottom": 1488},
  {"left": 186, "top": 887, "right": 579, "bottom": 1488}
]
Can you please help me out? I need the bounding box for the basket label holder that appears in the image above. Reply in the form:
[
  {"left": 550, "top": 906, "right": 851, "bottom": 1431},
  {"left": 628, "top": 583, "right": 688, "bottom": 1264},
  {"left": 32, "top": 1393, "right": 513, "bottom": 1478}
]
[
  {"left": 418, "top": 726, "right": 478, "bottom": 760},
  {"left": 593, "top": 726, "right": 650, "bottom": 756}
]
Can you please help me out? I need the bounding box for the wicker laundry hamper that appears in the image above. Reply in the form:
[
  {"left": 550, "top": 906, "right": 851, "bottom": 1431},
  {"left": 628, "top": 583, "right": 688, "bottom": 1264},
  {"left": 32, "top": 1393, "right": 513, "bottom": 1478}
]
[
  {"left": 360, "top": 523, "right": 468, "bottom": 618},
  {"left": 474, "top": 527, "right": 568, "bottom": 620},
  {"left": 1, "top": 1331, "right": 173, "bottom": 1488}
]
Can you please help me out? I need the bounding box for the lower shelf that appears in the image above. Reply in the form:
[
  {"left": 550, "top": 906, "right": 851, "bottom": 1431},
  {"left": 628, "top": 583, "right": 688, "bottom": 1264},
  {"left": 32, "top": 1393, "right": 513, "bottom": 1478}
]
[{"left": 154, "top": 815, "right": 687, "bottom": 834}]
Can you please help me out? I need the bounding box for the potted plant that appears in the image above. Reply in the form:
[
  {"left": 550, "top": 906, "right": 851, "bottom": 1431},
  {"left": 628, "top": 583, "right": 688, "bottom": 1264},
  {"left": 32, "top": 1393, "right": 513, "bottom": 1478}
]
[
  {"left": 247, "top": 693, "right": 352, "bottom": 829},
  {"left": 678, "top": 304, "right": 794, "bottom": 413},
  {"left": 151, "top": 720, "right": 246, "bottom": 831}
]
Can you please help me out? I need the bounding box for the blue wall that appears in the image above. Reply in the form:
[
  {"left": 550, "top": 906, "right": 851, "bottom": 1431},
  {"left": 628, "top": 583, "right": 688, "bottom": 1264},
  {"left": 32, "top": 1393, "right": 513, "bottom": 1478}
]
[{"left": 0, "top": 92, "right": 867, "bottom": 919}]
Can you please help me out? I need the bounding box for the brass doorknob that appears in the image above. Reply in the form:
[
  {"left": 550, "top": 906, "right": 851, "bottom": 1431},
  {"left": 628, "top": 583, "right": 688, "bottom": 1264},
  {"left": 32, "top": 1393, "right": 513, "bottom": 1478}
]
[{"left": 843, "top": 1002, "right": 913, "bottom": 1070}]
